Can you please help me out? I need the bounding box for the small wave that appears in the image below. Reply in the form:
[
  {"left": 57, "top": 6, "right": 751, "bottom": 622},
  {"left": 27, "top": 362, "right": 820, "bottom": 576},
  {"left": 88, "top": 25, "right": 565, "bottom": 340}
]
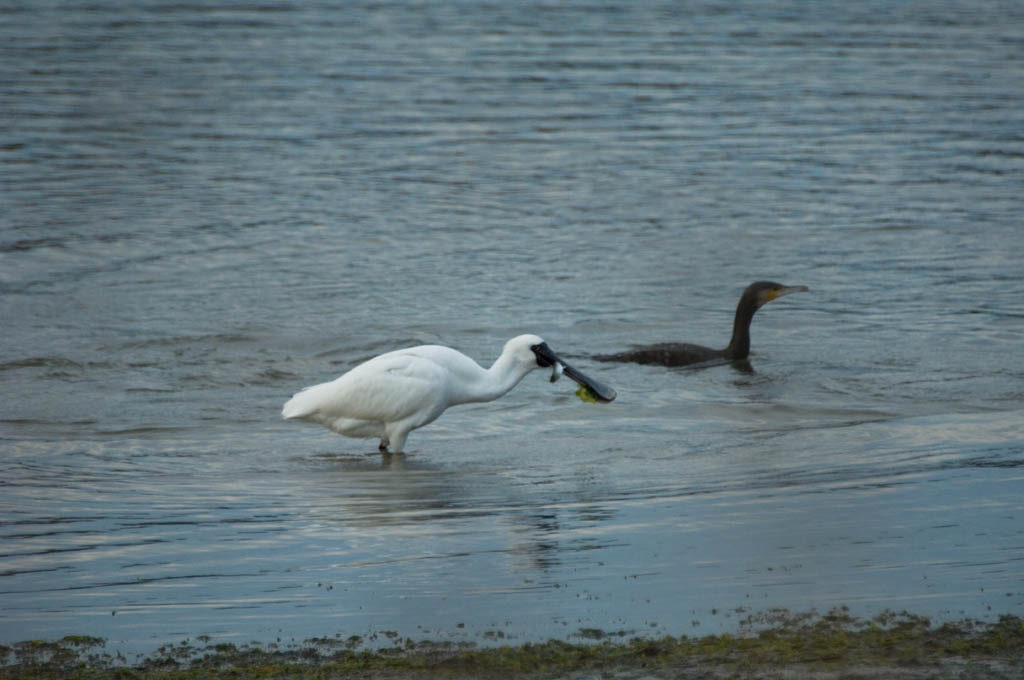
[
  {"left": 93, "top": 426, "right": 195, "bottom": 437},
  {"left": 0, "top": 418, "right": 97, "bottom": 426},
  {"left": 0, "top": 237, "right": 69, "bottom": 253},
  {"left": 248, "top": 367, "right": 298, "bottom": 385},
  {"left": 107, "top": 333, "right": 256, "bottom": 351},
  {"left": 0, "top": 356, "right": 83, "bottom": 372}
]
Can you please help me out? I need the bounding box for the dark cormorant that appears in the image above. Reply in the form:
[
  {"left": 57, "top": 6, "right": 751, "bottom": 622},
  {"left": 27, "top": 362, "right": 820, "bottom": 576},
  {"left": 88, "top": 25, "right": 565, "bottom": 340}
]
[{"left": 594, "top": 281, "right": 809, "bottom": 367}]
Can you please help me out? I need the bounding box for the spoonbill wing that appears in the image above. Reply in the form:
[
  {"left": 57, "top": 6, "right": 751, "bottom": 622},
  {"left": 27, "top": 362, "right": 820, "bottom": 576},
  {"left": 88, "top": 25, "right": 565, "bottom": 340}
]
[{"left": 283, "top": 352, "right": 448, "bottom": 425}]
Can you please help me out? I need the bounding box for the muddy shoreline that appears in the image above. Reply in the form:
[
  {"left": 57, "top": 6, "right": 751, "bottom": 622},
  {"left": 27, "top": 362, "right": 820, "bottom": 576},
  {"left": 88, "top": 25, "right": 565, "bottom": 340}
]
[{"left": 3, "top": 610, "right": 1021, "bottom": 679}]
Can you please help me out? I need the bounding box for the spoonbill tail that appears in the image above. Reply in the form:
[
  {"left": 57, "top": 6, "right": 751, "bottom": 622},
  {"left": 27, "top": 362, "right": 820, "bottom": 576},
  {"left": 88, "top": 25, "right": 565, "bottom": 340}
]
[{"left": 282, "top": 334, "right": 616, "bottom": 453}]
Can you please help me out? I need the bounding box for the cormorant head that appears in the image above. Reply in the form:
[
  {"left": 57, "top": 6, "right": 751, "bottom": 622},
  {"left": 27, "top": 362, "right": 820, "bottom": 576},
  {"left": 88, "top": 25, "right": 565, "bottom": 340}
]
[{"left": 746, "top": 281, "right": 810, "bottom": 309}]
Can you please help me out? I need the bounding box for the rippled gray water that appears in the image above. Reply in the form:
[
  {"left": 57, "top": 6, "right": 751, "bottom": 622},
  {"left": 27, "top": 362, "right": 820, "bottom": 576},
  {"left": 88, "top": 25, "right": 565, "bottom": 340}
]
[{"left": 2, "top": 0, "right": 1023, "bottom": 657}]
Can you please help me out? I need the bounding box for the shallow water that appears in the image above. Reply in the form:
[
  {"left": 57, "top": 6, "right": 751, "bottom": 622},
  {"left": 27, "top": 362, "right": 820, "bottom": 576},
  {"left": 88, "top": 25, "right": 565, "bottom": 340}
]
[{"left": 2, "top": 0, "right": 1023, "bottom": 657}]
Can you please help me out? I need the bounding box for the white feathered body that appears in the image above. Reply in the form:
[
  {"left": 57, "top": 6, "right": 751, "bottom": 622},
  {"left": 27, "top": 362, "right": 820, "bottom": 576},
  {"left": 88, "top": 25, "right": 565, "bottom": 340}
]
[{"left": 282, "top": 337, "right": 543, "bottom": 453}]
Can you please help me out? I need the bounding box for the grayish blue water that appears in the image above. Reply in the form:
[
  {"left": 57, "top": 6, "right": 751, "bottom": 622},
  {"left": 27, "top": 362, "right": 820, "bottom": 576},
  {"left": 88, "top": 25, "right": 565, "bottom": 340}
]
[{"left": 2, "top": 0, "right": 1023, "bottom": 657}]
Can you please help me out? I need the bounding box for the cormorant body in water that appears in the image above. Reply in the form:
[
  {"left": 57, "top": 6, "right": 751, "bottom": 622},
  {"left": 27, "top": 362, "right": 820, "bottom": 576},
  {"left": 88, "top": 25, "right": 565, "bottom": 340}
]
[{"left": 595, "top": 281, "right": 808, "bottom": 367}]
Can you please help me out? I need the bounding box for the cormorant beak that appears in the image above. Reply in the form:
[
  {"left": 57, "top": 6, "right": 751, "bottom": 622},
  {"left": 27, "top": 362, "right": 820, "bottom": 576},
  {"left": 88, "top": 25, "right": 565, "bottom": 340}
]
[
  {"left": 765, "top": 284, "right": 809, "bottom": 302},
  {"left": 531, "top": 342, "right": 617, "bottom": 403}
]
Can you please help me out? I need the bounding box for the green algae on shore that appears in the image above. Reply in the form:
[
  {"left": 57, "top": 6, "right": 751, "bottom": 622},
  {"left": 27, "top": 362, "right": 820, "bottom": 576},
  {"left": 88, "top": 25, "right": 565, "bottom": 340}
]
[{"left": 2, "top": 610, "right": 1022, "bottom": 680}]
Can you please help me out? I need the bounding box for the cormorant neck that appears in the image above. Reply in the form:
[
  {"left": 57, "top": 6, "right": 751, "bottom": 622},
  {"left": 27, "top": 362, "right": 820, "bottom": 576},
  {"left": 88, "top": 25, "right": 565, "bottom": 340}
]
[{"left": 723, "top": 295, "right": 760, "bottom": 359}]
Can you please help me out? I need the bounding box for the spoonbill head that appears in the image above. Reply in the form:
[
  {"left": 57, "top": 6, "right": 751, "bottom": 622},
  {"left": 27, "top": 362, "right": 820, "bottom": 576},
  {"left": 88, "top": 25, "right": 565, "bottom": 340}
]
[{"left": 282, "top": 334, "right": 615, "bottom": 454}]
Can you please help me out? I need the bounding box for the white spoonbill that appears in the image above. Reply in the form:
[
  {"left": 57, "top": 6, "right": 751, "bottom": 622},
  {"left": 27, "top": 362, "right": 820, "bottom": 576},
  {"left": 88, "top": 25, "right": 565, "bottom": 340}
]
[{"left": 282, "top": 334, "right": 616, "bottom": 453}]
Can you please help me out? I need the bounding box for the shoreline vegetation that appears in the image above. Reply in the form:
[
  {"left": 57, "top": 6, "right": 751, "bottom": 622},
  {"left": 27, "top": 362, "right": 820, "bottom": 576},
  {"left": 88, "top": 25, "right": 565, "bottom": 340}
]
[{"left": 2, "top": 609, "right": 1021, "bottom": 679}]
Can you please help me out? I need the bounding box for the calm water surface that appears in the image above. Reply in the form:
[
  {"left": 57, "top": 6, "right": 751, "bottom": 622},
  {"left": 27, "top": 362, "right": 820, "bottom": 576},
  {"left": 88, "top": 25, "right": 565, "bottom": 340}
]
[{"left": 2, "top": 0, "right": 1023, "bottom": 657}]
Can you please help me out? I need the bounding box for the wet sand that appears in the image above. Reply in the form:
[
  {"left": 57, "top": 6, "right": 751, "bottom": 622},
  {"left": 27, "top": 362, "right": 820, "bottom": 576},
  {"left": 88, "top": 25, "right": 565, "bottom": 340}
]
[{"left": 4, "top": 610, "right": 1021, "bottom": 679}]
